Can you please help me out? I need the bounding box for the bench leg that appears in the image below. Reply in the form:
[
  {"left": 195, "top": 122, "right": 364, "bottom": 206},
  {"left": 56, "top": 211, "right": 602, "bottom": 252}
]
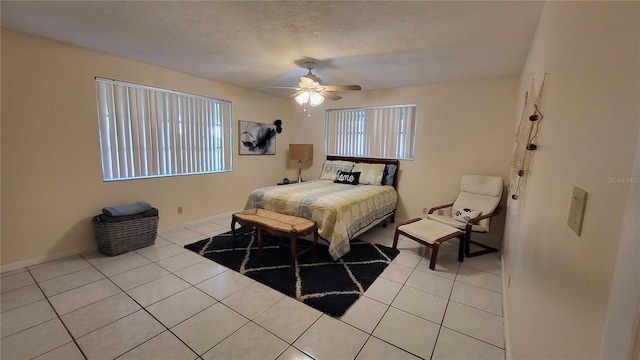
[
  {"left": 231, "top": 216, "right": 238, "bottom": 249},
  {"left": 289, "top": 235, "right": 297, "bottom": 269}
]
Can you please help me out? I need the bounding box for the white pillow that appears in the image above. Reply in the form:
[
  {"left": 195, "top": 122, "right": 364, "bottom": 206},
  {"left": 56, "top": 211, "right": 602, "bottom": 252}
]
[
  {"left": 319, "top": 160, "right": 355, "bottom": 181},
  {"left": 453, "top": 208, "right": 482, "bottom": 223},
  {"left": 352, "top": 163, "right": 385, "bottom": 185}
]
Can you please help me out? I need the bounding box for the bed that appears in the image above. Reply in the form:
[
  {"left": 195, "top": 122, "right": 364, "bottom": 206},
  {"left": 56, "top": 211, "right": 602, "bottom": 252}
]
[{"left": 244, "top": 156, "right": 399, "bottom": 260}]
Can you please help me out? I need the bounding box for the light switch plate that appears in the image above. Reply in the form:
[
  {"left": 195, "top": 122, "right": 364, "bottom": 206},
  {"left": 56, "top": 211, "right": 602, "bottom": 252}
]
[{"left": 567, "top": 187, "right": 587, "bottom": 236}]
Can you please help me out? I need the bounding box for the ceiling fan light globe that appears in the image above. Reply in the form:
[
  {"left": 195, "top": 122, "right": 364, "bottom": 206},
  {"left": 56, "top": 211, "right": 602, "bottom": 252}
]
[
  {"left": 309, "top": 92, "right": 324, "bottom": 106},
  {"left": 295, "top": 92, "right": 310, "bottom": 105}
]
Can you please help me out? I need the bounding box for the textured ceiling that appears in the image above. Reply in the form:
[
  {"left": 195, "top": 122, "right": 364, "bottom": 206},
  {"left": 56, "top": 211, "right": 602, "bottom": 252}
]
[{"left": 1, "top": 1, "right": 544, "bottom": 98}]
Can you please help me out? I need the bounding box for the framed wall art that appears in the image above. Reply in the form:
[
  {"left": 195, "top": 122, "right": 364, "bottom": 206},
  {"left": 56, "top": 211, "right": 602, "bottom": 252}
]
[{"left": 239, "top": 120, "right": 276, "bottom": 155}]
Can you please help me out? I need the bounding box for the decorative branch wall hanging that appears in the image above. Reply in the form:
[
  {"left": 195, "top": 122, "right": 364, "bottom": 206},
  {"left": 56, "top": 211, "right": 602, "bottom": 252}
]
[{"left": 510, "top": 73, "right": 549, "bottom": 207}]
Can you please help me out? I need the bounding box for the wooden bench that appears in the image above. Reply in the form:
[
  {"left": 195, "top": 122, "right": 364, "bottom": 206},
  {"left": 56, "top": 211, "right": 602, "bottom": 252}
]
[
  {"left": 393, "top": 218, "right": 465, "bottom": 270},
  {"left": 231, "top": 208, "right": 318, "bottom": 269}
]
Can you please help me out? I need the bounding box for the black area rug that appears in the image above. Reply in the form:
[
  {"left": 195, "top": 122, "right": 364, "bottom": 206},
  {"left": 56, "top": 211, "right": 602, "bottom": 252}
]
[{"left": 184, "top": 227, "right": 399, "bottom": 317}]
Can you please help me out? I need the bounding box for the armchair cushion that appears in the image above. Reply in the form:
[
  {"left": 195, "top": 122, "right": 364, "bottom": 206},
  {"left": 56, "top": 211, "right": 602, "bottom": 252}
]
[
  {"left": 427, "top": 213, "right": 489, "bottom": 232},
  {"left": 453, "top": 208, "right": 482, "bottom": 223}
]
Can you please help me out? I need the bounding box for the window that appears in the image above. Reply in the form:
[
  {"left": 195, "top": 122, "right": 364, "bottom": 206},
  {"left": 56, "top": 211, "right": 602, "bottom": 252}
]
[
  {"left": 325, "top": 104, "right": 417, "bottom": 160},
  {"left": 95, "top": 78, "right": 232, "bottom": 181}
]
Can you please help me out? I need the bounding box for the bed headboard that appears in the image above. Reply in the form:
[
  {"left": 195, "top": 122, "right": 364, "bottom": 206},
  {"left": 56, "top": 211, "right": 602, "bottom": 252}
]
[{"left": 326, "top": 156, "right": 400, "bottom": 189}]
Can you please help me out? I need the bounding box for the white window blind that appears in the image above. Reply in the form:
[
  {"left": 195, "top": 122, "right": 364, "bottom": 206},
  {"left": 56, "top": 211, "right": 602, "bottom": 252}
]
[
  {"left": 325, "top": 104, "right": 417, "bottom": 159},
  {"left": 95, "top": 78, "right": 232, "bottom": 181}
]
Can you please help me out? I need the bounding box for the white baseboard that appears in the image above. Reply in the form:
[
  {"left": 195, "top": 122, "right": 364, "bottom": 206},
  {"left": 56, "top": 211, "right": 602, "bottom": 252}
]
[
  {"left": 1, "top": 245, "right": 98, "bottom": 274},
  {"left": 1, "top": 210, "right": 242, "bottom": 274},
  {"left": 501, "top": 253, "right": 512, "bottom": 360}
]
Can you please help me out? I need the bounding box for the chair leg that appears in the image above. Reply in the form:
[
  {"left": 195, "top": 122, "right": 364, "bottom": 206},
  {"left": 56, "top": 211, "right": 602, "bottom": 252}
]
[
  {"left": 392, "top": 229, "right": 401, "bottom": 248},
  {"left": 457, "top": 235, "right": 465, "bottom": 263},
  {"left": 429, "top": 245, "right": 439, "bottom": 270},
  {"left": 464, "top": 230, "right": 499, "bottom": 257}
]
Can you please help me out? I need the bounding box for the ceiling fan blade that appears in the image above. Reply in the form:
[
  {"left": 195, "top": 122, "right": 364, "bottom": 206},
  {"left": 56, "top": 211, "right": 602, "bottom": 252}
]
[
  {"left": 321, "top": 91, "right": 342, "bottom": 101},
  {"left": 287, "top": 91, "right": 304, "bottom": 99},
  {"left": 323, "top": 85, "right": 362, "bottom": 91},
  {"left": 262, "top": 85, "right": 301, "bottom": 90}
]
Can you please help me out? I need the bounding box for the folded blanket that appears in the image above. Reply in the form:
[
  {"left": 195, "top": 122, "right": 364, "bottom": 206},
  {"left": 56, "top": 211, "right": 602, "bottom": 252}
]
[
  {"left": 94, "top": 207, "right": 158, "bottom": 223},
  {"left": 102, "top": 201, "right": 152, "bottom": 216}
]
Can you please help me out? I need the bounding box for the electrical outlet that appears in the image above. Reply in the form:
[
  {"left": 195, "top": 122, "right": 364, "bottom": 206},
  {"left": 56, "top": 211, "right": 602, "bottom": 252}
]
[
  {"left": 177, "top": 206, "right": 183, "bottom": 214},
  {"left": 437, "top": 209, "right": 444, "bottom": 215}
]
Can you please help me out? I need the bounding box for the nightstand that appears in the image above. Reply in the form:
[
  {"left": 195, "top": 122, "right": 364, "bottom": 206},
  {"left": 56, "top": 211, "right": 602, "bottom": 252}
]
[{"left": 277, "top": 180, "right": 299, "bottom": 186}]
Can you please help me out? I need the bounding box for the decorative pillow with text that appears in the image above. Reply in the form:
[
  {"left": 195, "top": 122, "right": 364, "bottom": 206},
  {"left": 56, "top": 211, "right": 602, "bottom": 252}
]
[{"left": 334, "top": 170, "right": 361, "bottom": 185}]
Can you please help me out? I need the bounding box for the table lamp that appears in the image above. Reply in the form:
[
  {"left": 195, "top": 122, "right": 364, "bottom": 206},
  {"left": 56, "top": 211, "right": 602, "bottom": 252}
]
[{"left": 289, "top": 144, "right": 313, "bottom": 182}]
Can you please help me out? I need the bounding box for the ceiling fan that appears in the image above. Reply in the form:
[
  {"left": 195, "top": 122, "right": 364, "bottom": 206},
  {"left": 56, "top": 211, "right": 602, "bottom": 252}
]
[{"left": 267, "top": 61, "right": 362, "bottom": 116}]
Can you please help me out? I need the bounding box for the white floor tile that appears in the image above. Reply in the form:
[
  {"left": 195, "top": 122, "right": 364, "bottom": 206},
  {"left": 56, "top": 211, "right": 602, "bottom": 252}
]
[
  {"left": 39, "top": 267, "right": 105, "bottom": 297},
  {"left": 456, "top": 266, "right": 503, "bottom": 293},
  {"left": 196, "top": 269, "right": 254, "bottom": 300},
  {"left": 433, "top": 327, "right": 505, "bottom": 359},
  {"left": 34, "top": 342, "right": 85, "bottom": 360},
  {"left": 49, "top": 278, "right": 121, "bottom": 315},
  {"left": 189, "top": 222, "right": 228, "bottom": 236},
  {"left": 29, "top": 256, "right": 92, "bottom": 282},
  {"left": 0, "top": 284, "right": 45, "bottom": 313},
  {"left": 146, "top": 287, "right": 217, "bottom": 328},
  {"left": 379, "top": 262, "right": 413, "bottom": 284},
  {"left": 222, "top": 281, "right": 285, "bottom": 319},
  {"left": 276, "top": 346, "right": 315, "bottom": 360},
  {"left": 174, "top": 259, "right": 228, "bottom": 285},
  {"left": 160, "top": 229, "right": 204, "bottom": 244},
  {"left": 1, "top": 270, "right": 35, "bottom": 293},
  {"left": 118, "top": 331, "right": 198, "bottom": 360},
  {"left": 92, "top": 252, "right": 152, "bottom": 277},
  {"left": 356, "top": 336, "right": 422, "bottom": 360},
  {"left": 391, "top": 285, "right": 448, "bottom": 324},
  {"left": 0, "top": 319, "right": 72, "bottom": 359},
  {"left": 364, "top": 277, "right": 403, "bottom": 305},
  {"left": 126, "top": 274, "right": 191, "bottom": 307},
  {"left": 171, "top": 302, "right": 249, "bottom": 355},
  {"left": 61, "top": 292, "right": 141, "bottom": 338},
  {"left": 340, "top": 295, "right": 389, "bottom": 333},
  {"left": 405, "top": 268, "right": 455, "bottom": 298},
  {"left": 372, "top": 307, "right": 440, "bottom": 359},
  {"left": 155, "top": 251, "right": 208, "bottom": 273},
  {"left": 0, "top": 299, "right": 57, "bottom": 338},
  {"left": 460, "top": 251, "right": 502, "bottom": 275},
  {"left": 414, "top": 251, "right": 460, "bottom": 280},
  {"left": 443, "top": 301, "right": 504, "bottom": 348},
  {"left": 450, "top": 281, "right": 502, "bottom": 316},
  {"left": 294, "top": 315, "right": 369, "bottom": 360},
  {"left": 76, "top": 310, "right": 165, "bottom": 359},
  {"left": 109, "top": 263, "right": 170, "bottom": 290},
  {"left": 137, "top": 243, "right": 188, "bottom": 262},
  {"left": 254, "top": 296, "right": 322, "bottom": 343},
  {"left": 202, "top": 322, "right": 288, "bottom": 360}
]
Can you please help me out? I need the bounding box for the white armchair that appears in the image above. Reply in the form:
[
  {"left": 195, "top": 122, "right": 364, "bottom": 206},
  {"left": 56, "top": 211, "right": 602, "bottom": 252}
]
[{"left": 427, "top": 175, "right": 504, "bottom": 257}]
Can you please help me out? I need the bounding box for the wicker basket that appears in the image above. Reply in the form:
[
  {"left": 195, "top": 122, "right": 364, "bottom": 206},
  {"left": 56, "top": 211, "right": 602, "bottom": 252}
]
[{"left": 93, "top": 216, "right": 158, "bottom": 256}]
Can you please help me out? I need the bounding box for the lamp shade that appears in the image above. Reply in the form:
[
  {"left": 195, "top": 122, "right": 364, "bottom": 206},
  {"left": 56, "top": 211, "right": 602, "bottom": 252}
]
[{"left": 289, "top": 144, "right": 313, "bottom": 161}]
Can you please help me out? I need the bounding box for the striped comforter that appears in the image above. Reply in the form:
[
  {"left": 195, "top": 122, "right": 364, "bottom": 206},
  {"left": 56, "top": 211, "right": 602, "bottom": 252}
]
[{"left": 244, "top": 180, "right": 398, "bottom": 260}]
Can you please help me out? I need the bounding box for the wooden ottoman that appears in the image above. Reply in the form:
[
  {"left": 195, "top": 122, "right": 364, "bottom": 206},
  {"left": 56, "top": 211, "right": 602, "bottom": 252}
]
[
  {"left": 231, "top": 208, "right": 318, "bottom": 269},
  {"left": 393, "top": 218, "right": 465, "bottom": 270}
]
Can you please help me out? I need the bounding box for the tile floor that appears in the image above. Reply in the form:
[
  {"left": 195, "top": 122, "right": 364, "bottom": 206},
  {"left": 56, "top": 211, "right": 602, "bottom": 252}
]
[{"left": 1, "top": 213, "right": 505, "bottom": 359}]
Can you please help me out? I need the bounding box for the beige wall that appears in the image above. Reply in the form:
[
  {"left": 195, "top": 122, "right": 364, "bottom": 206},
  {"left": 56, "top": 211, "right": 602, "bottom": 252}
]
[
  {"left": 503, "top": 2, "right": 639, "bottom": 358},
  {"left": 1, "top": 29, "right": 519, "bottom": 270},
  {"left": 1, "top": 30, "right": 295, "bottom": 267},
  {"left": 289, "top": 76, "right": 519, "bottom": 235}
]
